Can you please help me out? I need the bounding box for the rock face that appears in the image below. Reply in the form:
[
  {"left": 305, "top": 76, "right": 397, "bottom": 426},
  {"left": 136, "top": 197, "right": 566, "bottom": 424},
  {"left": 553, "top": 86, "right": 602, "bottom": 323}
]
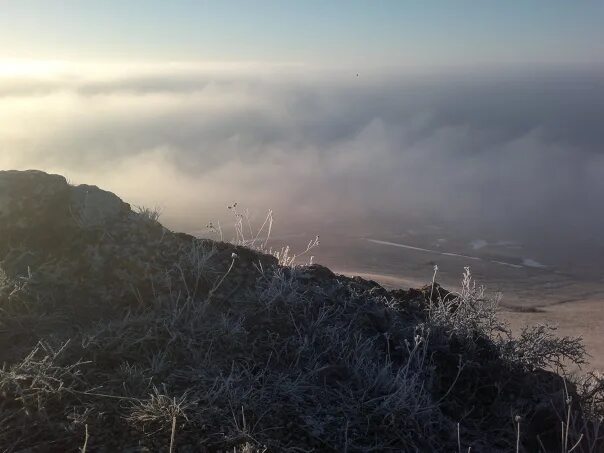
[
  {"left": 0, "top": 169, "right": 275, "bottom": 329},
  {"left": 0, "top": 170, "right": 129, "bottom": 254},
  {"left": 0, "top": 170, "right": 130, "bottom": 236},
  {"left": 0, "top": 170, "right": 594, "bottom": 452}
]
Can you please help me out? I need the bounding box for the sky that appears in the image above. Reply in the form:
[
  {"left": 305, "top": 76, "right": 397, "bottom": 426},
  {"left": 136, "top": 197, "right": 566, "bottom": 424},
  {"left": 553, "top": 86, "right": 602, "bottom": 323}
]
[
  {"left": 1, "top": 2, "right": 604, "bottom": 272},
  {"left": 0, "top": 1, "right": 603, "bottom": 67}
]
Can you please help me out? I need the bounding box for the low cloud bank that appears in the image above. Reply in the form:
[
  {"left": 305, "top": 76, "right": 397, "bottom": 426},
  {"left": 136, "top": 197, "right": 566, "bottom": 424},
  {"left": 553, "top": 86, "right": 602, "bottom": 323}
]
[{"left": 1, "top": 63, "right": 603, "bottom": 259}]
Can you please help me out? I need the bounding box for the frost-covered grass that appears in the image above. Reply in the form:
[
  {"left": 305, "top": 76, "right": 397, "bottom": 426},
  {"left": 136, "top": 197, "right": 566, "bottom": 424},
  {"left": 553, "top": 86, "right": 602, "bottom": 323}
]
[
  {"left": 424, "top": 267, "right": 599, "bottom": 452},
  {"left": 0, "top": 226, "right": 603, "bottom": 451},
  {"left": 208, "top": 205, "right": 320, "bottom": 266}
]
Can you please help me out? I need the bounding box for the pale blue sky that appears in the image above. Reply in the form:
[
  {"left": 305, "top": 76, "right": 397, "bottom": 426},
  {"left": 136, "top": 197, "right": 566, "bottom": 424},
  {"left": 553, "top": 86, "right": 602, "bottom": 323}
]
[{"left": 1, "top": 0, "right": 603, "bottom": 67}]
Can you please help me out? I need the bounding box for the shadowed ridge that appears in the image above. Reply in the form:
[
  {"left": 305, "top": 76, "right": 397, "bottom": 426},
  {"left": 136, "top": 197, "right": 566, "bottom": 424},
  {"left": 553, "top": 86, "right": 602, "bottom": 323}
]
[{"left": 0, "top": 170, "right": 600, "bottom": 452}]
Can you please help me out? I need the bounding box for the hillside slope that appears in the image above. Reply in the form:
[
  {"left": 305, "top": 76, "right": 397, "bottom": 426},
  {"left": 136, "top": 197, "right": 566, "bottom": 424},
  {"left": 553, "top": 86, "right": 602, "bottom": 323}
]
[{"left": 0, "top": 170, "right": 601, "bottom": 452}]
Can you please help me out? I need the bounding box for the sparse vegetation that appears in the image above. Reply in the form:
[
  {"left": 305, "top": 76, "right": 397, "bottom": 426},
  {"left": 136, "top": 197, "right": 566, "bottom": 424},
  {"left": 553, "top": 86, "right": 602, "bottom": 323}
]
[
  {"left": 1, "top": 258, "right": 602, "bottom": 451},
  {"left": 212, "top": 205, "right": 320, "bottom": 266},
  {"left": 0, "top": 170, "right": 603, "bottom": 451}
]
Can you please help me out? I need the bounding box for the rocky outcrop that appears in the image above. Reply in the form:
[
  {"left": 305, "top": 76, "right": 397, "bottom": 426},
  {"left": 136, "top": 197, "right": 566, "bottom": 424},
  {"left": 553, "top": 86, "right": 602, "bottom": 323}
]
[
  {"left": 0, "top": 170, "right": 129, "bottom": 246},
  {"left": 0, "top": 170, "right": 275, "bottom": 341}
]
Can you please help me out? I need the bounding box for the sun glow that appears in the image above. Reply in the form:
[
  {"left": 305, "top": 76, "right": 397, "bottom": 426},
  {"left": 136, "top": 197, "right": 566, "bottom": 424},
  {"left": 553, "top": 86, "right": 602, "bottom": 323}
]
[{"left": 0, "top": 59, "right": 72, "bottom": 77}]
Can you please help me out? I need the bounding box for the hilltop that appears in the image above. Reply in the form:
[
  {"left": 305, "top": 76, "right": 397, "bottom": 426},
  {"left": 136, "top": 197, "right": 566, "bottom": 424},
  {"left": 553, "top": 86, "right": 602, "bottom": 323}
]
[{"left": 0, "top": 170, "right": 602, "bottom": 452}]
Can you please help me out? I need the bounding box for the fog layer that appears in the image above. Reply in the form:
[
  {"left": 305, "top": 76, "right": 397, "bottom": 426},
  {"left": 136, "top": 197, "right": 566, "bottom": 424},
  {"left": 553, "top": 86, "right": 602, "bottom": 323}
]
[{"left": 1, "top": 63, "right": 603, "bottom": 263}]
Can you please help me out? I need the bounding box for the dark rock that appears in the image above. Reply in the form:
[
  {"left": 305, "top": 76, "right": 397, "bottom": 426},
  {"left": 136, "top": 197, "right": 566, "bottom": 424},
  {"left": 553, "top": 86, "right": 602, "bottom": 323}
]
[{"left": 297, "top": 264, "right": 335, "bottom": 282}]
